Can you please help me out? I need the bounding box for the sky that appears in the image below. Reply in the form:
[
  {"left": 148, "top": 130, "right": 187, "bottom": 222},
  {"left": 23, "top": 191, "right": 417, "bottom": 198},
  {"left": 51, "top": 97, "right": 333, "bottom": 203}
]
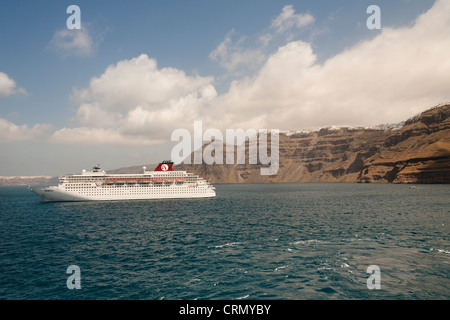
[{"left": 0, "top": 0, "right": 448, "bottom": 176}]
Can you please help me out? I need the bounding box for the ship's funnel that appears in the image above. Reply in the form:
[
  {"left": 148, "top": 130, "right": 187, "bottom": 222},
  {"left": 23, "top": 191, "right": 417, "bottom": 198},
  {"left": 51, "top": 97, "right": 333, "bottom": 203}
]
[{"left": 154, "top": 161, "right": 174, "bottom": 171}]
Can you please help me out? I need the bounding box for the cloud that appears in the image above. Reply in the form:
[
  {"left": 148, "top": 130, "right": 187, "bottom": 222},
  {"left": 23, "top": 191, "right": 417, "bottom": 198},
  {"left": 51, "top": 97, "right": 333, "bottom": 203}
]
[
  {"left": 49, "top": 26, "right": 96, "bottom": 57},
  {"left": 0, "top": 72, "right": 27, "bottom": 97},
  {"left": 210, "top": 5, "right": 315, "bottom": 72},
  {"left": 270, "top": 5, "right": 315, "bottom": 33},
  {"left": 52, "top": 0, "right": 450, "bottom": 146},
  {"left": 51, "top": 54, "right": 216, "bottom": 145},
  {"left": 209, "top": 5, "right": 315, "bottom": 72},
  {"left": 49, "top": 127, "right": 159, "bottom": 146},
  {"left": 209, "top": 31, "right": 265, "bottom": 74},
  {"left": 211, "top": 0, "right": 450, "bottom": 130},
  {"left": 259, "top": 33, "right": 273, "bottom": 47},
  {"left": 0, "top": 118, "right": 52, "bottom": 143}
]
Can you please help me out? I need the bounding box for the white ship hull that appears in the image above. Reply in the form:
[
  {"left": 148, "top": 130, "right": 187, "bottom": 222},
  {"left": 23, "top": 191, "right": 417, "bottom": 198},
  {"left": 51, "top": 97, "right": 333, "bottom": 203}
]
[
  {"left": 29, "top": 161, "right": 216, "bottom": 202},
  {"left": 30, "top": 185, "right": 216, "bottom": 202}
]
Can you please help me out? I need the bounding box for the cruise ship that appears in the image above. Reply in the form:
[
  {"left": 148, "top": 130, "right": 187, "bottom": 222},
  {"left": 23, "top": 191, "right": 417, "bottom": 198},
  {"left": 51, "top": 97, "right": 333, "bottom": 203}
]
[{"left": 29, "top": 161, "right": 216, "bottom": 202}]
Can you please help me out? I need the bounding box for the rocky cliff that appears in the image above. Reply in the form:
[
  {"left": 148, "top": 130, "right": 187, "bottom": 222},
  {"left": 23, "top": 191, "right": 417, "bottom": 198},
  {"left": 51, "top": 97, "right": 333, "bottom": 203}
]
[{"left": 172, "top": 103, "right": 449, "bottom": 184}]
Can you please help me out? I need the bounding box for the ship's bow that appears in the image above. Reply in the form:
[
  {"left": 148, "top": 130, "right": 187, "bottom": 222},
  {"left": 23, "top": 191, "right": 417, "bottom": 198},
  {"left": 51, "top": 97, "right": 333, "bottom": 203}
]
[{"left": 29, "top": 186, "right": 47, "bottom": 200}]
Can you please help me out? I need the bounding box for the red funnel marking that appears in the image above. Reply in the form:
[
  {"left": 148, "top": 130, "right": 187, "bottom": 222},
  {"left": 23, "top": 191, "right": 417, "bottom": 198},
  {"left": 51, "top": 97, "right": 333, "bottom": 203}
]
[{"left": 154, "top": 161, "right": 173, "bottom": 171}]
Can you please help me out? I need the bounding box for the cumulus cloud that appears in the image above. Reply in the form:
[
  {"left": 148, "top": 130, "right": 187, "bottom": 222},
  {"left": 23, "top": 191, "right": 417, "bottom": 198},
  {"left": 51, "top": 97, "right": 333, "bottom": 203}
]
[
  {"left": 52, "top": 0, "right": 450, "bottom": 146},
  {"left": 0, "top": 72, "right": 26, "bottom": 97},
  {"left": 49, "top": 27, "right": 96, "bottom": 57},
  {"left": 211, "top": 0, "right": 450, "bottom": 130},
  {"left": 0, "top": 118, "right": 52, "bottom": 143},
  {"left": 50, "top": 127, "right": 158, "bottom": 146},
  {"left": 51, "top": 54, "right": 216, "bottom": 145}
]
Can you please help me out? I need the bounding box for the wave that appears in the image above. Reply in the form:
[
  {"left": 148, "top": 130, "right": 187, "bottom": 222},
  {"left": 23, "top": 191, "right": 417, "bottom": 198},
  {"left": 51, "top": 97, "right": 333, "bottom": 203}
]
[
  {"left": 211, "top": 242, "right": 242, "bottom": 249},
  {"left": 290, "top": 239, "right": 324, "bottom": 245},
  {"left": 274, "top": 265, "right": 289, "bottom": 272},
  {"left": 431, "top": 248, "right": 450, "bottom": 254}
]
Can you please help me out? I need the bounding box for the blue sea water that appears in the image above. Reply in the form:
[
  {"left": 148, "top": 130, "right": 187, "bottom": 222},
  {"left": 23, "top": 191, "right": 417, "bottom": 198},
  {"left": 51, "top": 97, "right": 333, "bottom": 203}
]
[{"left": 0, "top": 183, "right": 449, "bottom": 300}]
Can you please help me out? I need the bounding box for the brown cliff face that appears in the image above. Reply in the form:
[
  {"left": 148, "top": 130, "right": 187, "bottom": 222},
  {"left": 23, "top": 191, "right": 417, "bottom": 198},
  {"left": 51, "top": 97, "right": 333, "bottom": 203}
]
[
  {"left": 114, "top": 104, "right": 450, "bottom": 184},
  {"left": 174, "top": 104, "right": 449, "bottom": 184},
  {"left": 357, "top": 104, "right": 450, "bottom": 183}
]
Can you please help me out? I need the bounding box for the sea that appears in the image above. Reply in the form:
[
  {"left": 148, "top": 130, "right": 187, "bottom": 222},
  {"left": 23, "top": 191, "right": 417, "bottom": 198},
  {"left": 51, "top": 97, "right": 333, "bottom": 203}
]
[{"left": 0, "top": 183, "right": 449, "bottom": 300}]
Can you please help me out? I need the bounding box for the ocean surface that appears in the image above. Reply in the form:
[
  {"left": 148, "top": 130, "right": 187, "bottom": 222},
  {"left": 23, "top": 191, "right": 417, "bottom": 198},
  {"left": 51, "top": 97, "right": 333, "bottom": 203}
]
[{"left": 0, "top": 183, "right": 449, "bottom": 300}]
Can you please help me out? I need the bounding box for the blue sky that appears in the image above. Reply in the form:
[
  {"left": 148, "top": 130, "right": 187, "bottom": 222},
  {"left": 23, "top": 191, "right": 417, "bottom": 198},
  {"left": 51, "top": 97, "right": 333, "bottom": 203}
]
[{"left": 0, "top": 0, "right": 447, "bottom": 175}]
